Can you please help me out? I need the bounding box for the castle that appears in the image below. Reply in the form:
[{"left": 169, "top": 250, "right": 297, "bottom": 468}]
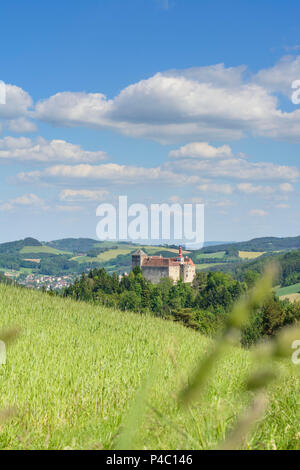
[{"left": 132, "top": 247, "right": 196, "bottom": 284}]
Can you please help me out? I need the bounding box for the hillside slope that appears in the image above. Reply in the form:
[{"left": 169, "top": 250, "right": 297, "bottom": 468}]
[
  {"left": 0, "top": 285, "right": 299, "bottom": 449},
  {"left": 198, "top": 235, "right": 300, "bottom": 254}
]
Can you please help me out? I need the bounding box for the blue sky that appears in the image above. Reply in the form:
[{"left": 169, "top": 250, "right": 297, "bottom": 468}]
[{"left": 0, "top": 0, "right": 300, "bottom": 243}]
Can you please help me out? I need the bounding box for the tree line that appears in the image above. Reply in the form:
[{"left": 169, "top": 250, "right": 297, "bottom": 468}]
[{"left": 63, "top": 267, "right": 300, "bottom": 347}]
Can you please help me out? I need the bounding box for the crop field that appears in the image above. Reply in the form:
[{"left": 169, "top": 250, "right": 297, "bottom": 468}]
[
  {"left": 0, "top": 284, "right": 298, "bottom": 450},
  {"left": 239, "top": 251, "right": 265, "bottom": 259},
  {"left": 280, "top": 293, "right": 300, "bottom": 303},
  {"left": 272, "top": 281, "right": 300, "bottom": 301},
  {"left": 20, "top": 246, "right": 71, "bottom": 256},
  {"left": 72, "top": 248, "right": 132, "bottom": 264}
]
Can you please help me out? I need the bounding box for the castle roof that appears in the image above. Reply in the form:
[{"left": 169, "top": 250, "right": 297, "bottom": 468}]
[
  {"left": 132, "top": 247, "right": 194, "bottom": 267},
  {"left": 132, "top": 248, "right": 147, "bottom": 256},
  {"left": 142, "top": 256, "right": 194, "bottom": 267},
  {"left": 142, "top": 257, "right": 172, "bottom": 267}
]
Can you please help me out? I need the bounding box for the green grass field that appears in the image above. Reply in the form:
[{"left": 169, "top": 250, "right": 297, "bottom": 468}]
[
  {"left": 195, "top": 251, "right": 226, "bottom": 260},
  {"left": 276, "top": 283, "right": 300, "bottom": 297},
  {"left": 0, "top": 284, "right": 299, "bottom": 450},
  {"left": 195, "top": 263, "right": 226, "bottom": 271},
  {"left": 20, "top": 246, "right": 71, "bottom": 256}
]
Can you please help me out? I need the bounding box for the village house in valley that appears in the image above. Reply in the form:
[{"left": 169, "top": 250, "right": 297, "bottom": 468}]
[{"left": 132, "top": 247, "right": 196, "bottom": 284}]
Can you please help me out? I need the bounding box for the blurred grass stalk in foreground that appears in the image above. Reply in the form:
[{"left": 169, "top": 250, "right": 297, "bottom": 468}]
[{"left": 121, "top": 265, "right": 299, "bottom": 450}]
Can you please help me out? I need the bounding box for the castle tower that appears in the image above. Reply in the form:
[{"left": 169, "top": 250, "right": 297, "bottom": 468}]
[
  {"left": 132, "top": 248, "right": 147, "bottom": 268},
  {"left": 178, "top": 246, "right": 184, "bottom": 264}
]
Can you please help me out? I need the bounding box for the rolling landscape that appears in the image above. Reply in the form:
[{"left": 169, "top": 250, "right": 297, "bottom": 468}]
[
  {"left": 1, "top": 235, "right": 300, "bottom": 303},
  {"left": 0, "top": 278, "right": 299, "bottom": 450},
  {"left": 1, "top": 0, "right": 300, "bottom": 455}
]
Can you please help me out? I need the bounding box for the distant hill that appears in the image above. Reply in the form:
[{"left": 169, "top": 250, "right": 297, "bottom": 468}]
[
  {"left": 0, "top": 238, "right": 187, "bottom": 277},
  {"left": 234, "top": 250, "right": 300, "bottom": 285},
  {"left": 203, "top": 241, "right": 235, "bottom": 247},
  {"left": 46, "top": 238, "right": 104, "bottom": 254},
  {"left": 0, "top": 235, "right": 299, "bottom": 279},
  {"left": 0, "top": 237, "right": 41, "bottom": 254},
  {"left": 198, "top": 235, "right": 300, "bottom": 254}
]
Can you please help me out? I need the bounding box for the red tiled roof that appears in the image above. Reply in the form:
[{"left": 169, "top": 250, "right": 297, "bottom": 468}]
[
  {"left": 142, "top": 256, "right": 194, "bottom": 267},
  {"left": 142, "top": 257, "right": 172, "bottom": 267}
]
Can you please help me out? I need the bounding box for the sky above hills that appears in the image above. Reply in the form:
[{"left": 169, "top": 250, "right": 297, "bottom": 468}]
[{"left": 0, "top": 0, "right": 300, "bottom": 243}]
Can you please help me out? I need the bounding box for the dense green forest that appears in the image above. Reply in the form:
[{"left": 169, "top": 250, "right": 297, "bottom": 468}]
[
  {"left": 233, "top": 250, "right": 300, "bottom": 286},
  {"left": 63, "top": 267, "right": 300, "bottom": 346}
]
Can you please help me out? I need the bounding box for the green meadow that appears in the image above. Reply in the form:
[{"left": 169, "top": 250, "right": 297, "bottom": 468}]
[
  {"left": 20, "top": 246, "right": 71, "bottom": 256},
  {"left": 0, "top": 284, "right": 299, "bottom": 450},
  {"left": 276, "top": 283, "right": 300, "bottom": 297},
  {"left": 195, "top": 251, "right": 226, "bottom": 260}
]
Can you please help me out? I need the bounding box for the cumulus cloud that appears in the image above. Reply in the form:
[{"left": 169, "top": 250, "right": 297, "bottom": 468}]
[
  {"left": 0, "top": 83, "right": 36, "bottom": 134},
  {"left": 237, "top": 183, "right": 275, "bottom": 195},
  {"left": 34, "top": 74, "right": 274, "bottom": 143},
  {"left": 166, "top": 154, "right": 299, "bottom": 181},
  {"left": 59, "top": 189, "right": 109, "bottom": 202},
  {"left": 33, "top": 58, "right": 300, "bottom": 143},
  {"left": 6, "top": 117, "right": 38, "bottom": 134},
  {"left": 16, "top": 149, "right": 299, "bottom": 195},
  {"left": 0, "top": 83, "right": 32, "bottom": 119},
  {"left": 0, "top": 136, "right": 107, "bottom": 163},
  {"left": 17, "top": 163, "right": 201, "bottom": 186},
  {"left": 0, "top": 193, "right": 45, "bottom": 212},
  {"left": 253, "top": 55, "right": 300, "bottom": 96},
  {"left": 169, "top": 142, "right": 233, "bottom": 159},
  {"left": 198, "top": 183, "right": 233, "bottom": 194},
  {"left": 3, "top": 58, "right": 300, "bottom": 143},
  {"left": 279, "top": 182, "right": 294, "bottom": 192},
  {"left": 249, "top": 209, "right": 268, "bottom": 217}
]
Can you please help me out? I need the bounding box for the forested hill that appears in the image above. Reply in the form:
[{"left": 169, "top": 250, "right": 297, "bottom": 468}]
[
  {"left": 197, "top": 235, "right": 300, "bottom": 255},
  {"left": 0, "top": 235, "right": 300, "bottom": 280},
  {"left": 234, "top": 250, "right": 300, "bottom": 286}
]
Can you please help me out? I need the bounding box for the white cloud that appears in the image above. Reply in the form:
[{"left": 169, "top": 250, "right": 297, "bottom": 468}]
[
  {"left": 168, "top": 195, "right": 183, "bottom": 203},
  {"left": 237, "top": 183, "right": 275, "bottom": 195},
  {"left": 253, "top": 55, "right": 300, "bottom": 96},
  {"left": 214, "top": 200, "right": 232, "bottom": 207},
  {"left": 33, "top": 58, "right": 300, "bottom": 143},
  {"left": 0, "top": 83, "right": 36, "bottom": 134},
  {"left": 276, "top": 203, "right": 290, "bottom": 209},
  {"left": 237, "top": 182, "right": 295, "bottom": 198},
  {"left": 279, "top": 182, "right": 294, "bottom": 192},
  {"left": 0, "top": 136, "right": 107, "bottom": 163},
  {"left": 3, "top": 58, "right": 300, "bottom": 143},
  {"left": 0, "top": 83, "right": 32, "bottom": 119},
  {"left": 249, "top": 209, "right": 268, "bottom": 217},
  {"left": 6, "top": 117, "right": 38, "bottom": 134},
  {"left": 167, "top": 155, "right": 299, "bottom": 181},
  {"left": 17, "top": 163, "right": 201, "bottom": 186},
  {"left": 59, "top": 189, "right": 109, "bottom": 202},
  {"left": 0, "top": 193, "right": 45, "bottom": 212},
  {"left": 198, "top": 183, "right": 233, "bottom": 194},
  {"left": 169, "top": 142, "right": 233, "bottom": 159},
  {"left": 34, "top": 74, "right": 274, "bottom": 143}
]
